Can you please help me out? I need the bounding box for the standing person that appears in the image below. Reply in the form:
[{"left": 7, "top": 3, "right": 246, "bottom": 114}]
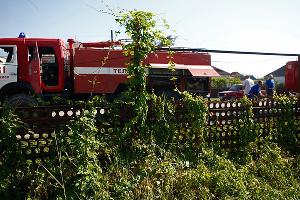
[
  {"left": 266, "top": 74, "right": 275, "bottom": 97},
  {"left": 243, "top": 75, "right": 254, "bottom": 96},
  {"left": 248, "top": 80, "right": 263, "bottom": 99}
]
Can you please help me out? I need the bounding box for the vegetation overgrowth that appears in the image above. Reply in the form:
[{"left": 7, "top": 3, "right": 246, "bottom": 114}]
[
  {"left": 211, "top": 76, "right": 242, "bottom": 89},
  {"left": 0, "top": 94, "right": 299, "bottom": 200},
  {"left": 0, "top": 10, "right": 299, "bottom": 200}
]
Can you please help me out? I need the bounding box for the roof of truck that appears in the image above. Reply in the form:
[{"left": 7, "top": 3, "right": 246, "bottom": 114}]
[{"left": 0, "top": 38, "right": 65, "bottom": 46}]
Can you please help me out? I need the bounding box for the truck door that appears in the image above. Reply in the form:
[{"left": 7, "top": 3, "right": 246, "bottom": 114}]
[
  {"left": 0, "top": 46, "right": 17, "bottom": 89},
  {"left": 38, "top": 47, "right": 59, "bottom": 89},
  {"left": 28, "top": 45, "right": 42, "bottom": 94}
]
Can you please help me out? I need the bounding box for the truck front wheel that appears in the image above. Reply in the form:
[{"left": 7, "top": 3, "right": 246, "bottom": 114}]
[{"left": 6, "top": 94, "right": 37, "bottom": 107}]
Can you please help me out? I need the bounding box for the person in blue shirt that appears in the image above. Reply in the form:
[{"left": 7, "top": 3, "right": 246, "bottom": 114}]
[
  {"left": 265, "top": 74, "right": 275, "bottom": 96},
  {"left": 248, "top": 80, "right": 263, "bottom": 99}
]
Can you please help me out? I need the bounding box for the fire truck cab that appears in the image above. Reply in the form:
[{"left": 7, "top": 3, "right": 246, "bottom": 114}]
[{"left": 0, "top": 37, "right": 67, "bottom": 106}]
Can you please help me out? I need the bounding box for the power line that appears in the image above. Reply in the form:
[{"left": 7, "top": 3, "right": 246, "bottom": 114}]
[
  {"left": 213, "top": 56, "right": 291, "bottom": 64},
  {"left": 26, "top": 0, "right": 39, "bottom": 11},
  {"left": 159, "top": 47, "right": 300, "bottom": 57}
]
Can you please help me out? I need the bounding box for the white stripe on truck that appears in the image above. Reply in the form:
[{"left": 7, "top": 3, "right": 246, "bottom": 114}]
[
  {"left": 74, "top": 67, "right": 127, "bottom": 75},
  {"left": 74, "top": 64, "right": 213, "bottom": 75}
]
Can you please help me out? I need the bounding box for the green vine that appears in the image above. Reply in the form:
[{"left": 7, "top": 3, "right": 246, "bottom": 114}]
[
  {"left": 60, "top": 107, "right": 111, "bottom": 199},
  {"left": 116, "top": 10, "right": 171, "bottom": 135},
  {"left": 238, "top": 96, "right": 257, "bottom": 148},
  {"left": 274, "top": 95, "right": 298, "bottom": 152},
  {"left": 173, "top": 91, "right": 209, "bottom": 162}
]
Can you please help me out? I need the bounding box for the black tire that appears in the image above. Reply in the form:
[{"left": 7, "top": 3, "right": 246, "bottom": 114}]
[{"left": 6, "top": 94, "right": 37, "bottom": 107}]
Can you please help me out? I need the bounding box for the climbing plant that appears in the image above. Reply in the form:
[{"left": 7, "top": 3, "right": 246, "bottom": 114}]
[
  {"left": 116, "top": 10, "right": 172, "bottom": 135},
  {"left": 274, "top": 94, "right": 298, "bottom": 152}
]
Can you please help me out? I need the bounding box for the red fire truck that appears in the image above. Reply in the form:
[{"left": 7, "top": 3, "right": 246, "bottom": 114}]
[{"left": 0, "top": 35, "right": 219, "bottom": 106}]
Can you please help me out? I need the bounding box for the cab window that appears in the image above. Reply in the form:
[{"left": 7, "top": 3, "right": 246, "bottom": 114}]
[
  {"left": 28, "top": 46, "right": 59, "bottom": 86},
  {"left": 0, "top": 47, "right": 14, "bottom": 63},
  {"left": 40, "top": 47, "right": 58, "bottom": 86}
]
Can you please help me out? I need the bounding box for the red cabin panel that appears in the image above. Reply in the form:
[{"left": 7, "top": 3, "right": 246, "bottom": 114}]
[
  {"left": 74, "top": 75, "right": 127, "bottom": 94},
  {"left": 285, "top": 61, "right": 300, "bottom": 93},
  {"left": 73, "top": 48, "right": 129, "bottom": 94},
  {"left": 145, "top": 51, "right": 211, "bottom": 65}
]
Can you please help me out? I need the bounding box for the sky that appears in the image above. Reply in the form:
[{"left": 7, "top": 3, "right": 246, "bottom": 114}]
[{"left": 1, "top": 0, "right": 300, "bottom": 78}]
